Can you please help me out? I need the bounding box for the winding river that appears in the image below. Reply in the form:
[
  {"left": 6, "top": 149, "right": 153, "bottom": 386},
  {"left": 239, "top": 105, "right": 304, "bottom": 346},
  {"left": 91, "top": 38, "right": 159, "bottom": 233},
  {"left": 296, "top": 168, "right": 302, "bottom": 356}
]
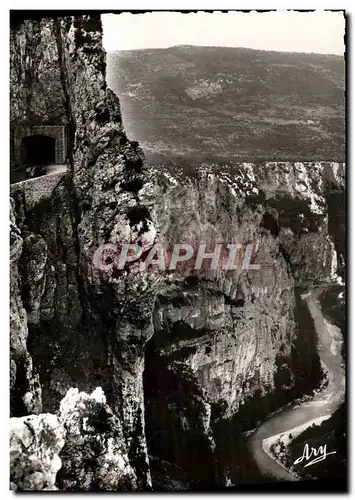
[{"left": 248, "top": 286, "right": 345, "bottom": 481}]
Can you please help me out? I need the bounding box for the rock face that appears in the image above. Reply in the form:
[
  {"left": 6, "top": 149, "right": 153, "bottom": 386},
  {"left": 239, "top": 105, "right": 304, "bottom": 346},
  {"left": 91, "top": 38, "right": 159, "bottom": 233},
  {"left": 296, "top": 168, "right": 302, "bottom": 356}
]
[
  {"left": 11, "top": 178, "right": 83, "bottom": 413},
  {"left": 10, "top": 17, "right": 67, "bottom": 127},
  {"left": 9, "top": 13, "right": 345, "bottom": 490},
  {"left": 10, "top": 200, "right": 42, "bottom": 416},
  {"left": 141, "top": 167, "right": 295, "bottom": 416}
]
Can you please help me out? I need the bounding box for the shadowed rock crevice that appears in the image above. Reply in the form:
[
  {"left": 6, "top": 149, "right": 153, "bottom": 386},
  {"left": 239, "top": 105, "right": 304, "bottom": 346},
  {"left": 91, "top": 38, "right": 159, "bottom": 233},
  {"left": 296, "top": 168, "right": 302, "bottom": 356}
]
[{"left": 143, "top": 337, "right": 221, "bottom": 489}]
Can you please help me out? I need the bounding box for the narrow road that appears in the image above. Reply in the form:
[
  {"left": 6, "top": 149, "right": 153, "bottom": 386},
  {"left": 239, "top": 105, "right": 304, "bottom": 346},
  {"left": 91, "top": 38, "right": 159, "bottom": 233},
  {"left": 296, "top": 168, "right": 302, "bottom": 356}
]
[
  {"left": 248, "top": 286, "right": 345, "bottom": 481},
  {"left": 10, "top": 164, "right": 67, "bottom": 185}
]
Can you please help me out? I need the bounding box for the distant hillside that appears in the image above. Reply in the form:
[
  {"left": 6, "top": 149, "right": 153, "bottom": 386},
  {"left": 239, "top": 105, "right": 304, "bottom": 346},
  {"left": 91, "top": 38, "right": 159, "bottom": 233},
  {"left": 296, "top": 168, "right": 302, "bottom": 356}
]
[{"left": 107, "top": 46, "right": 345, "bottom": 164}]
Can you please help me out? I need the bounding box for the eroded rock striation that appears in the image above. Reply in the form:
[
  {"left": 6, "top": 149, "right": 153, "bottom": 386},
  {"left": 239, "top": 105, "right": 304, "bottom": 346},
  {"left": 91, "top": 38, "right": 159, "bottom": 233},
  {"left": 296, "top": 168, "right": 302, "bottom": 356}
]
[{"left": 10, "top": 13, "right": 345, "bottom": 490}]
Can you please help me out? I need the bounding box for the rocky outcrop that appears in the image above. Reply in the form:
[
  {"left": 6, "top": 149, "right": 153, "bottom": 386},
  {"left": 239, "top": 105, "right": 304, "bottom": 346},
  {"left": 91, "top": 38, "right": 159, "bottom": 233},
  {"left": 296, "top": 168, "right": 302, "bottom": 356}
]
[
  {"left": 10, "top": 13, "right": 345, "bottom": 491},
  {"left": 10, "top": 413, "right": 64, "bottom": 490},
  {"left": 10, "top": 386, "right": 137, "bottom": 491},
  {"left": 57, "top": 387, "right": 137, "bottom": 491}
]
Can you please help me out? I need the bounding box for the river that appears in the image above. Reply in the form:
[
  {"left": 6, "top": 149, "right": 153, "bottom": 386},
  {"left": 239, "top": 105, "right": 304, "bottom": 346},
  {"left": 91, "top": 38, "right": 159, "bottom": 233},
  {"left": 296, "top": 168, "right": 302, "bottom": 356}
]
[{"left": 248, "top": 286, "right": 345, "bottom": 481}]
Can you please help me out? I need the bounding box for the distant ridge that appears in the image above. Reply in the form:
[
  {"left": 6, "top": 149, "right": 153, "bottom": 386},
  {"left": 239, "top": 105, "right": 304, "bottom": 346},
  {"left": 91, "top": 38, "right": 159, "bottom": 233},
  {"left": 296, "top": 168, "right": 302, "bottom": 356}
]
[
  {"left": 107, "top": 45, "right": 345, "bottom": 164},
  {"left": 111, "top": 44, "right": 343, "bottom": 58}
]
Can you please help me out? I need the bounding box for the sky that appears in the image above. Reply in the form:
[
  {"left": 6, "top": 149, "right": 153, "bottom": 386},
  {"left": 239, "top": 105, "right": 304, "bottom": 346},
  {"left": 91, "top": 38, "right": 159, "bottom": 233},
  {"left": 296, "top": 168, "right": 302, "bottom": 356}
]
[{"left": 102, "top": 10, "right": 345, "bottom": 55}]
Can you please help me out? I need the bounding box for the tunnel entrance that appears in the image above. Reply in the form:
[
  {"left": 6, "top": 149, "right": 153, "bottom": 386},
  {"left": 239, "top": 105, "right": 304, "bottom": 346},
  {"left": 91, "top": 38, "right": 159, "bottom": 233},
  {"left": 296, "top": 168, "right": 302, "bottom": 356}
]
[{"left": 22, "top": 135, "right": 55, "bottom": 166}]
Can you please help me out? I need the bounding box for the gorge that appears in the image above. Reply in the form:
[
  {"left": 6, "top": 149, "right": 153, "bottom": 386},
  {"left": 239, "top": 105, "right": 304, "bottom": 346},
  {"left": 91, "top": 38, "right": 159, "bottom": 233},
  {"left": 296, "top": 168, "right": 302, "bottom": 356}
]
[{"left": 9, "top": 13, "right": 346, "bottom": 491}]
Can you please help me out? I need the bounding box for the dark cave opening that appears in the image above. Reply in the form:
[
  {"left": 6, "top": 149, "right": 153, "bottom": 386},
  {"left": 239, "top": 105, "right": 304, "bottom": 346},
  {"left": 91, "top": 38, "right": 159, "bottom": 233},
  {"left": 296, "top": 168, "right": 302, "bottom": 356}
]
[{"left": 22, "top": 134, "right": 56, "bottom": 166}]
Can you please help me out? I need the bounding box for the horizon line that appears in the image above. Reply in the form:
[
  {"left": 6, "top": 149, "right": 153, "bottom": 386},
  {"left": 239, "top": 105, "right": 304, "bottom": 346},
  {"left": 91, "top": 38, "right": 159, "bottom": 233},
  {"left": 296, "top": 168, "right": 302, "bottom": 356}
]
[{"left": 106, "top": 44, "right": 344, "bottom": 57}]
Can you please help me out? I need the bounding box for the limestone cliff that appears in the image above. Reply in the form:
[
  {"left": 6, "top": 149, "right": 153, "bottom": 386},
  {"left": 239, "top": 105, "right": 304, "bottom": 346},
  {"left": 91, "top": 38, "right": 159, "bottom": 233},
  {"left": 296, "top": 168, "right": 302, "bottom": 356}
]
[
  {"left": 141, "top": 160, "right": 345, "bottom": 416},
  {"left": 9, "top": 13, "right": 345, "bottom": 491}
]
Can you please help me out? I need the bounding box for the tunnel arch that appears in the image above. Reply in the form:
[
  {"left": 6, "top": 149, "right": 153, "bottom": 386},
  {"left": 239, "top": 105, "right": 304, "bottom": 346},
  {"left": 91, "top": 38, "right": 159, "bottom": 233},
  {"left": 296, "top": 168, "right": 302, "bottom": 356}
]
[{"left": 21, "top": 134, "right": 56, "bottom": 166}]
